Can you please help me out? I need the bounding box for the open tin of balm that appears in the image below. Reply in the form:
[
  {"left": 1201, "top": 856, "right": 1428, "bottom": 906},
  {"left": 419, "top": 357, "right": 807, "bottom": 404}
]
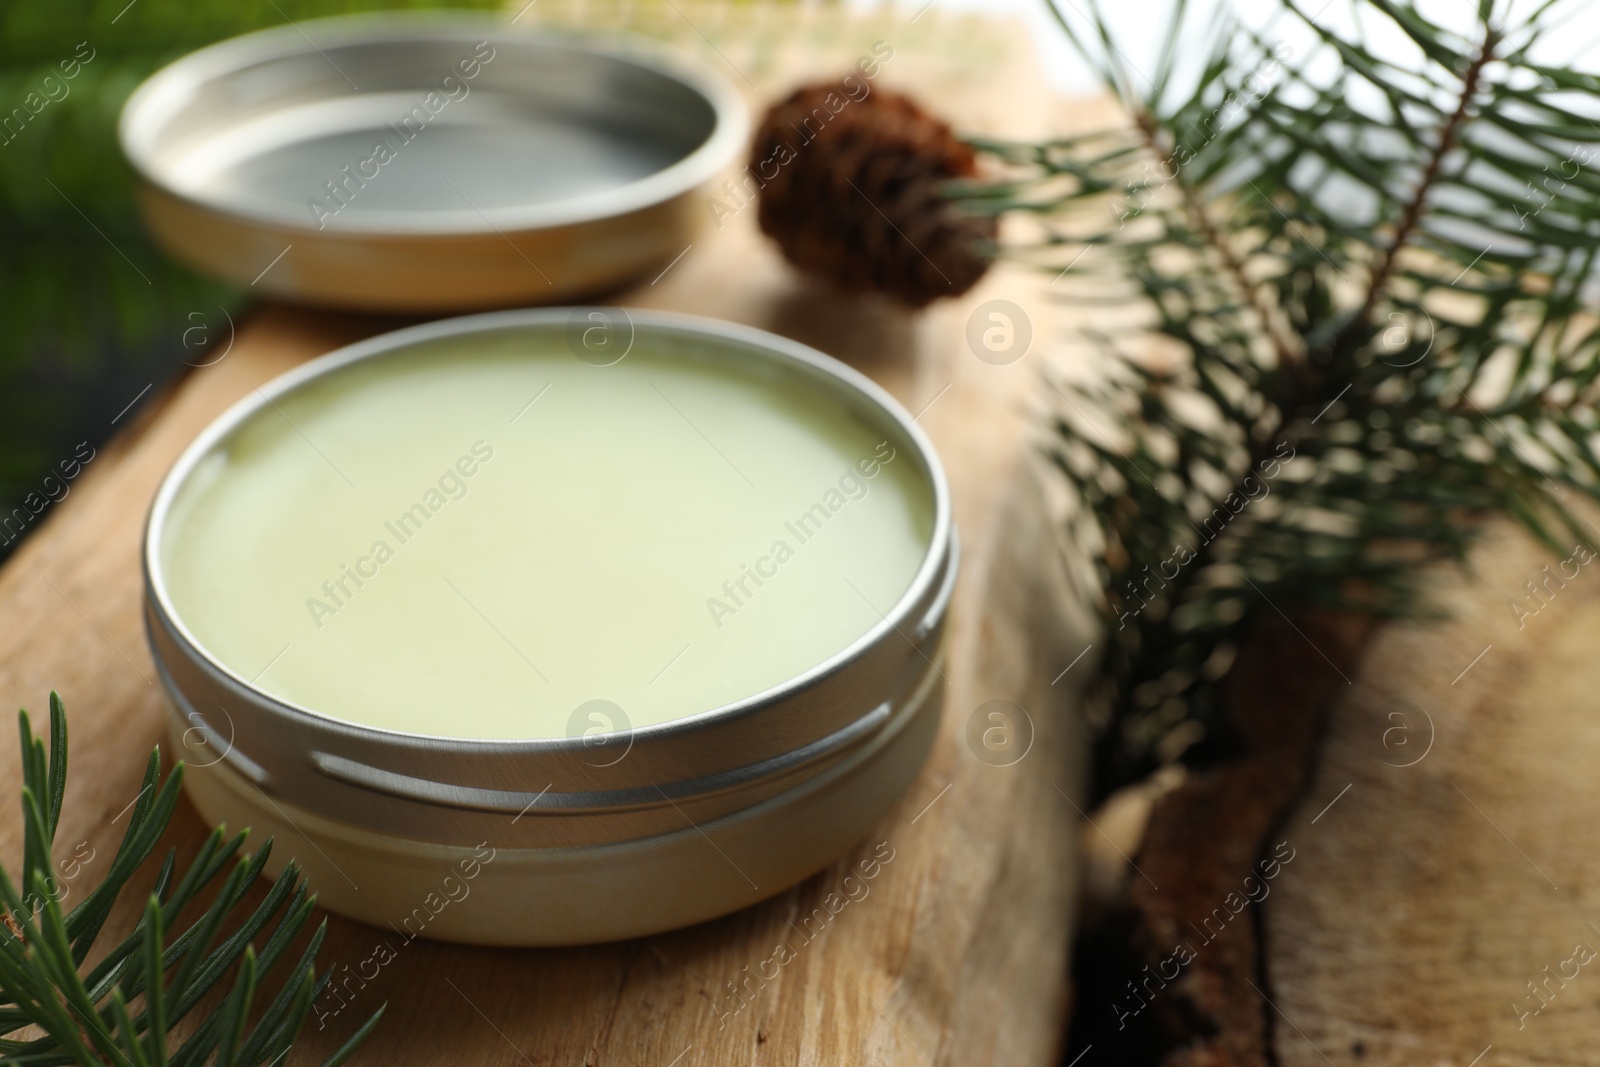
[
  {"left": 118, "top": 15, "right": 746, "bottom": 311},
  {"left": 144, "top": 310, "right": 954, "bottom": 945}
]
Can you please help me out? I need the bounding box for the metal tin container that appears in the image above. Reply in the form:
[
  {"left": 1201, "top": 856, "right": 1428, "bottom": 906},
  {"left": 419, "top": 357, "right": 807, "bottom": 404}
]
[
  {"left": 118, "top": 15, "right": 747, "bottom": 311},
  {"left": 143, "top": 310, "right": 955, "bottom": 945}
]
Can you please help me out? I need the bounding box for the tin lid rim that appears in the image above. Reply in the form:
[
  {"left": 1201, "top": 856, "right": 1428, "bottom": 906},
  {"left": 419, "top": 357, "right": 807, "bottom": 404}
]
[{"left": 116, "top": 13, "right": 751, "bottom": 236}]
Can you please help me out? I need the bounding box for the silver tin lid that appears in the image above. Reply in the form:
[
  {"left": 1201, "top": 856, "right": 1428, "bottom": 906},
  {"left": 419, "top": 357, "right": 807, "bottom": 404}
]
[
  {"left": 144, "top": 311, "right": 956, "bottom": 848},
  {"left": 117, "top": 15, "right": 748, "bottom": 310}
]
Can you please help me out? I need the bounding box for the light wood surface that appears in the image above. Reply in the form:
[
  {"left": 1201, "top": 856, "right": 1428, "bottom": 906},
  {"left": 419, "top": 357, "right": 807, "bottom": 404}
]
[
  {"left": 1113, "top": 509, "right": 1600, "bottom": 1065},
  {"left": 1264, "top": 513, "right": 1600, "bottom": 1067},
  {"left": 0, "top": 7, "right": 1097, "bottom": 1064}
]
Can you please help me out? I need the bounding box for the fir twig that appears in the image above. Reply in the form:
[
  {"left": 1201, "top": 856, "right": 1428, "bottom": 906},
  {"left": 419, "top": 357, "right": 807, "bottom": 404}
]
[
  {"left": 0, "top": 694, "right": 380, "bottom": 1066},
  {"left": 971, "top": 0, "right": 1600, "bottom": 793}
]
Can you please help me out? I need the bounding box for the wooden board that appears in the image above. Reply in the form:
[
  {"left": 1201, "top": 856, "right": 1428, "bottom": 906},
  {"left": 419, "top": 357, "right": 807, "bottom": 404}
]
[
  {"left": 1095, "top": 511, "right": 1600, "bottom": 1066},
  {"left": 0, "top": 7, "right": 1102, "bottom": 1064},
  {"left": 1262, "top": 513, "right": 1600, "bottom": 1067}
]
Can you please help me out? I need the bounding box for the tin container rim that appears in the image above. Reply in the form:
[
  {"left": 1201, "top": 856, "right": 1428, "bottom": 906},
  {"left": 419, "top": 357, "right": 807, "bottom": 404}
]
[
  {"left": 117, "top": 12, "right": 750, "bottom": 236},
  {"left": 143, "top": 308, "right": 954, "bottom": 758}
]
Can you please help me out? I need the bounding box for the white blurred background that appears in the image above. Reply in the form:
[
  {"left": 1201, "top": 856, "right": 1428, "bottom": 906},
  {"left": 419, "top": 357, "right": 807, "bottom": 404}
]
[{"left": 866, "top": 0, "right": 1600, "bottom": 92}]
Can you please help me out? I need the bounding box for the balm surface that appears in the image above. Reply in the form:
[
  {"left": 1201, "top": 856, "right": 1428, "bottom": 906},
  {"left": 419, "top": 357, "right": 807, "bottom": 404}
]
[{"left": 160, "top": 330, "right": 935, "bottom": 740}]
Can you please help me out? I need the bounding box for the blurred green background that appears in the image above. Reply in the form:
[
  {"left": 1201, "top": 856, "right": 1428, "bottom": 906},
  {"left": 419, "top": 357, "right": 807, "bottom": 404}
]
[{"left": 0, "top": 0, "right": 501, "bottom": 557}]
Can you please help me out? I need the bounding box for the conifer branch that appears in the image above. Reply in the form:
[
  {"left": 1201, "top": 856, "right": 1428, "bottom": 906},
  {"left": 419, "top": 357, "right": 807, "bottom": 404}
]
[
  {"left": 1336, "top": 21, "right": 1500, "bottom": 357},
  {"left": 0, "top": 694, "right": 381, "bottom": 1066},
  {"left": 987, "top": 0, "right": 1600, "bottom": 792}
]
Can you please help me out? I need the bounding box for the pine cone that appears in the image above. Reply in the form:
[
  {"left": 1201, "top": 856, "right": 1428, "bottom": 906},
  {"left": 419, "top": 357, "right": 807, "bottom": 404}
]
[{"left": 751, "top": 81, "right": 995, "bottom": 308}]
